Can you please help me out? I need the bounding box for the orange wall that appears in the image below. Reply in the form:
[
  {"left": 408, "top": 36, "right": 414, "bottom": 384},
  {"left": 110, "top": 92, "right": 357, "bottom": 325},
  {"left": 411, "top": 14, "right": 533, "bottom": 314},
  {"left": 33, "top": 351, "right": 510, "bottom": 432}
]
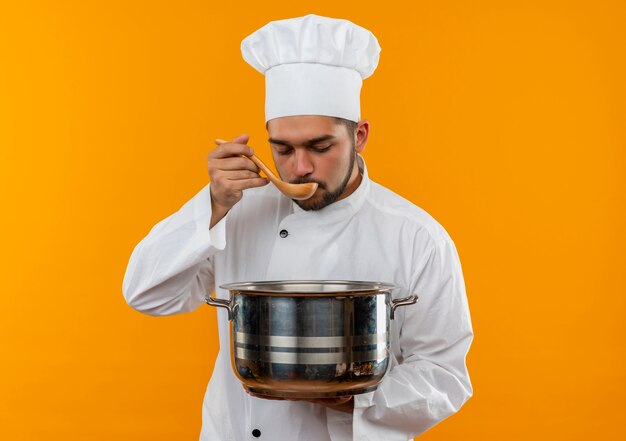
[{"left": 1, "top": 1, "right": 625, "bottom": 439}]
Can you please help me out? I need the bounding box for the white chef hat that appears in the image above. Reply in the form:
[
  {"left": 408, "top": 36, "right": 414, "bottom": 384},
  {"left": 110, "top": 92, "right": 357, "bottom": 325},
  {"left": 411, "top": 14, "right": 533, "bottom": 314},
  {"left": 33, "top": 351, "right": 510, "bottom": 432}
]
[{"left": 241, "top": 14, "right": 381, "bottom": 123}]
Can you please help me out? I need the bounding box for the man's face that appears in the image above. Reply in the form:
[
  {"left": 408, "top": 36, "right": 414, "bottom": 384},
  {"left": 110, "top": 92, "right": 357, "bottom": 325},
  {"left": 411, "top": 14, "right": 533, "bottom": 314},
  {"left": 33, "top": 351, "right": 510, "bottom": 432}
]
[{"left": 267, "top": 115, "right": 365, "bottom": 211}]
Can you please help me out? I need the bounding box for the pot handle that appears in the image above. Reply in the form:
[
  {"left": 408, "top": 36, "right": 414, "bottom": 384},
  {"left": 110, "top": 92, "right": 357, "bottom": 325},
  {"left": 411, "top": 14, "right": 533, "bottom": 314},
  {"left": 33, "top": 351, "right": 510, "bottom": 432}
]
[
  {"left": 390, "top": 294, "right": 419, "bottom": 320},
  {"left": 204, "top": 295, "right": 235, "bottom": 320}
]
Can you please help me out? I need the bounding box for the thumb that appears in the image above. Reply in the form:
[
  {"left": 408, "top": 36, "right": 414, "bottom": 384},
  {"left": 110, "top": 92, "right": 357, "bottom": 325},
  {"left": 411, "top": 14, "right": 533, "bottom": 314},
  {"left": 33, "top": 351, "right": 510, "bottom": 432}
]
[{"left": 231, "top": 133, "right": 250, "bottom": 145}]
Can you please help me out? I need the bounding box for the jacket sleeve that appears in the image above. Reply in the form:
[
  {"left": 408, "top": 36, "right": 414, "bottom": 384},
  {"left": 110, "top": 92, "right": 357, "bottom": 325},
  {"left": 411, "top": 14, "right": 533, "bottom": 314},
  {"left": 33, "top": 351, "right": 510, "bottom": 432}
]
[
  {"left": 329, "top": 236, "right": 473, "bottom": 441},
  {"left": 122, "top": 184, "right": 227, "bottom": 316}
]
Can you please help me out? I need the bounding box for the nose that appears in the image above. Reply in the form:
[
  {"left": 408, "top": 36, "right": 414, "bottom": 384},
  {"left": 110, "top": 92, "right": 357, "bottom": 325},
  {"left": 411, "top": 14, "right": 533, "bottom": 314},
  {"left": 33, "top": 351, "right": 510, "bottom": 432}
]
[{"left": 292, "top": 149, "right": 314, "bottom": 177}]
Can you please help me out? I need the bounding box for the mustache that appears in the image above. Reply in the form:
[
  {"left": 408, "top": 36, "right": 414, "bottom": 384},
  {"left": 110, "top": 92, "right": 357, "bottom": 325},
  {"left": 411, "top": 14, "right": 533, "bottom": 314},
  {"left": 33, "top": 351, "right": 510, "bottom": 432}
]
[{"left": 289, "top": 177, "right": 327, "bottom": 190}]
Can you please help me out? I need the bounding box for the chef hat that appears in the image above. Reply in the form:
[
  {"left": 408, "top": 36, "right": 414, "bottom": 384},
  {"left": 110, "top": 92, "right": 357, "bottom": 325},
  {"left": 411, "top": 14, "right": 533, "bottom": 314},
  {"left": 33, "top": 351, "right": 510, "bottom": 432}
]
[{"left": 241, "top": 14, "right": 381, "bottom": 123}]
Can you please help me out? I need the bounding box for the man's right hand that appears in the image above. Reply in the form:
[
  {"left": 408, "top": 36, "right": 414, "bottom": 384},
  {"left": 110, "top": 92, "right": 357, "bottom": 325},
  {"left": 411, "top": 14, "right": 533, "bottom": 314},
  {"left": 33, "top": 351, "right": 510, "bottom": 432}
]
[{"left": 207, "top": 134, "right": 268, "bottom": 229}]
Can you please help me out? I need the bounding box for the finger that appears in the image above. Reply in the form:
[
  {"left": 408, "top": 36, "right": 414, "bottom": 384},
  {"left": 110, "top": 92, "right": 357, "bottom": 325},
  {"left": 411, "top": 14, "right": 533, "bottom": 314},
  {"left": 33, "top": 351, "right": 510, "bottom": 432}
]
[
  {"left": 225, "top": 170, "right": 264, "bottom": 181},
  {"left": 215, "top": 134, "right": 249, "bottom": 146},
  {"left": 231, "top": 177, "right": 269, "bottom": 191},
  {"left": 210, "top": 142, "right": 254, "bottom": 159},
  {"left": 214, "top": 156, "right": 260, "bottom": 173},
  {"left": 231, "top": 133, "right": 249, "bottom": 145}
]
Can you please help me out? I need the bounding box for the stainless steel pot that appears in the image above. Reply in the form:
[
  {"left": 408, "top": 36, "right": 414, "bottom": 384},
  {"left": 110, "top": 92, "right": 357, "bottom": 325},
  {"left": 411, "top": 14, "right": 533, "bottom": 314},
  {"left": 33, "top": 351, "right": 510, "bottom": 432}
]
[{"left": 205, "top": 280, "right": 418, "bottom": 398}]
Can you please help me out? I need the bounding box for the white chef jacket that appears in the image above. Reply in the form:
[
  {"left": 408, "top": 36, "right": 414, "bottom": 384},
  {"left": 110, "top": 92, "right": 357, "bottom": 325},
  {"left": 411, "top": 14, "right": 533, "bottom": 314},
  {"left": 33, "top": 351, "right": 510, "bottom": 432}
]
[{"left": 123, "top": 156, "right": 473, "bottom": 441}]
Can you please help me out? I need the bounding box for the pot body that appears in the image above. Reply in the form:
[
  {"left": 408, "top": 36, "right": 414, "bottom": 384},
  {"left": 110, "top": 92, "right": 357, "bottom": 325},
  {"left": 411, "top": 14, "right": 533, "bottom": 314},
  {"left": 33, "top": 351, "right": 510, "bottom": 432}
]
[{"left": 207, "top": 281, "right": 417, "bottom": 398}]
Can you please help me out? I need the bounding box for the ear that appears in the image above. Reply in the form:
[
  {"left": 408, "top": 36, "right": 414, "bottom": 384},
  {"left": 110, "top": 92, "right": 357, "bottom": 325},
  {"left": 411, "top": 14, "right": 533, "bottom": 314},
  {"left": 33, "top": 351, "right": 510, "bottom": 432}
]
[{"left": 355, "top": 119, "right": 369, "bottom": 154}]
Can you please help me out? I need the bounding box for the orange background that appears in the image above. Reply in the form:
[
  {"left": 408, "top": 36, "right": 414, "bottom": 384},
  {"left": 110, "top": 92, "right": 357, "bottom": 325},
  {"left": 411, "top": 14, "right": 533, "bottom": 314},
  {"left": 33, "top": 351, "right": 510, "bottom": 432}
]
[{"left": 1, "top": 0, "right": 625, "bottom": 439}]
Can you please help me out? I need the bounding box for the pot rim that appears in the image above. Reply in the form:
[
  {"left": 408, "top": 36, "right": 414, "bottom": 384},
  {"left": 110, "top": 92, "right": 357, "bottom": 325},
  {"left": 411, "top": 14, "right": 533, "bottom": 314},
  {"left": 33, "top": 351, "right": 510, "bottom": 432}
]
[{"left": 219, "top": 280, "right": 397, "bottom": 296}]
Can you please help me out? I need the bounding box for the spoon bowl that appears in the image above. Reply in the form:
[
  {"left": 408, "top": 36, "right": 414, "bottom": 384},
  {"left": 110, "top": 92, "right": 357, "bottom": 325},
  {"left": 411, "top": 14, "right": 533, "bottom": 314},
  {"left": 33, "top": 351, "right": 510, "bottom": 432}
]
[{"left": 215, "top": 139, "right": 318, "bottom": 200}]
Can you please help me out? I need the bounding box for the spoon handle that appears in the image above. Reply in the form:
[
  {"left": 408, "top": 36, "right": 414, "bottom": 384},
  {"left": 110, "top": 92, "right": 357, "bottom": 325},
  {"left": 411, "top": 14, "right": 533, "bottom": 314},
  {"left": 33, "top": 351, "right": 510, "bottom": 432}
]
[
  {"left": 214, "top": 138, "right": 279, "bottom": 182},
  {"left": 247, "top": 155, "right": 279, "bottom": 182}
]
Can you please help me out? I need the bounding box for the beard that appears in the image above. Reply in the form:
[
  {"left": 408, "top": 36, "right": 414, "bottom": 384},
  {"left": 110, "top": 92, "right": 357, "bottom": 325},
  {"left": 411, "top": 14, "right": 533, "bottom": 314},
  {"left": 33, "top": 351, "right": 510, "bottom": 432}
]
[{"left": 291, "top": 150, "right": 356, "bottom": 211}]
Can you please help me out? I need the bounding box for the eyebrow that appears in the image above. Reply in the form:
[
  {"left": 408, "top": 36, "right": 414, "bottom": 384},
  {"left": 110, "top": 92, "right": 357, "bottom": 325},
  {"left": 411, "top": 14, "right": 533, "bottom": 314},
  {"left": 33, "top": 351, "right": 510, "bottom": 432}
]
[{"left": 268, "top": 134, "right": 336, "bottom": 148}]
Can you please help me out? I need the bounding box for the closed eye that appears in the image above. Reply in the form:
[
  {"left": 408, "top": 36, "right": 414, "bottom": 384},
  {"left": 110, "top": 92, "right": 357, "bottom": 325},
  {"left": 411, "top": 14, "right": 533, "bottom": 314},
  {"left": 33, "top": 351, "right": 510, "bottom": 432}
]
[
  {"left": 310, "top": 145, "right": 331, "bottom": 153},
  {"left": 274, "top": 146, "right": 293, "bottom": 156},
  {"left": 271, "top": 143, "right": 332, "bottom": 155}
]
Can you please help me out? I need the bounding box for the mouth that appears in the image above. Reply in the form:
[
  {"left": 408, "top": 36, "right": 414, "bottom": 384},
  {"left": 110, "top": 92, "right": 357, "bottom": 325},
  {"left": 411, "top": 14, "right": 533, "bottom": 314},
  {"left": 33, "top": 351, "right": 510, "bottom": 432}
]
[{"left": 290, "top": 178, "right": 326, "bottom": 191}]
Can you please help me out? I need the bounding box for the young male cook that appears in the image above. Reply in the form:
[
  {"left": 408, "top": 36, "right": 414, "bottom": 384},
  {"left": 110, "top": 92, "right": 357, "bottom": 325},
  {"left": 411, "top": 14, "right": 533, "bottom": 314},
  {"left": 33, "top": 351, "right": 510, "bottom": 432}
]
[{"left": 123, "top": 14, "right": 473, "bottom": 441}]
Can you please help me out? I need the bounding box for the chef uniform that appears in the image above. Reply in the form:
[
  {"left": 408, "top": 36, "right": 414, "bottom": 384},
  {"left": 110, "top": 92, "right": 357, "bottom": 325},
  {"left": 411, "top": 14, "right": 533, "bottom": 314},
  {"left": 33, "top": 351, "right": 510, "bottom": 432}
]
[{"left": 123, "top": 14, "right": 473, "bottom": 441}]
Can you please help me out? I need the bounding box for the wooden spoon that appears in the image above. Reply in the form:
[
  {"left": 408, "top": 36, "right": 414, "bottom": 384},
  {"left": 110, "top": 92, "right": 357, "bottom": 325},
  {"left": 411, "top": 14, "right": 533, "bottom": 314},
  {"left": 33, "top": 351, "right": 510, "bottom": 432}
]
[{"left": 215, "top": 139, "right": 318, "bottom": 200}]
